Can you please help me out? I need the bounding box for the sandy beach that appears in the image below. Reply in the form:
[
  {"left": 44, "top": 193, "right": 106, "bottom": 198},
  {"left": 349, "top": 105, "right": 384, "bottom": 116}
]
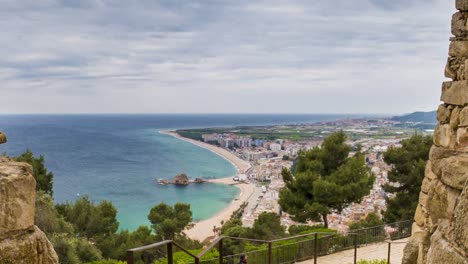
[{"left": 159, "top": 130, "right": 255, "bottom": 241}]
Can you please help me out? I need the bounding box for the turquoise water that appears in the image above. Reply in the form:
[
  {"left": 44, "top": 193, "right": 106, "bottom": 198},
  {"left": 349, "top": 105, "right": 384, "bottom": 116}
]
[{"left": 0, "top": 114, "right": 366, "bottom": 230}]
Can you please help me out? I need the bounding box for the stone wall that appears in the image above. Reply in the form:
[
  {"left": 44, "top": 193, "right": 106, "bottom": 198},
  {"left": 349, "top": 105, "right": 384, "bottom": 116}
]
[
  {"left": 402, "top": 1, "right": 468, "bottom": 263},
  {"left": 0, "top": 131, "right": 58, "bottom": 263}
]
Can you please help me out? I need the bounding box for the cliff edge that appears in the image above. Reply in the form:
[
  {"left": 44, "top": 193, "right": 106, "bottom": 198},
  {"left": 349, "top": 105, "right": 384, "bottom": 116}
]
[
  {"left": 401, "top": 1, "right": 468, "bottom": 263},
  {"left": 0, "top": 132, "right": 59, "bottom": 264}
]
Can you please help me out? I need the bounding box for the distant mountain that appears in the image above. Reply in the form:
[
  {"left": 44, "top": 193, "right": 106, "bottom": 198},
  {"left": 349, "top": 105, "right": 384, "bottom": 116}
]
[{"left": 391, "top": 110, "right": 437, "bottom": 124}]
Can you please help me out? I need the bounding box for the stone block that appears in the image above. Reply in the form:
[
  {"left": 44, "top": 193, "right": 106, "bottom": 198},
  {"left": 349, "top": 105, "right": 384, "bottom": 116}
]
[
  {"left": 450, "top": 106, "right": 461, "bottom": 129},
  {"left": 460, "top": 106, "right": 468, "bottom": 126},
  {"left": 449, "top": 40, "right": 468, "bottom": 56},
  {"left": 441, "top": 80, "right": 468, "bottom": 105},
  {"left": 426, "top": 181, "right": 460, "bottom": 223},
  {"left": 445, "top": 57, "right": 468, "bottom": 80},
  {"left": 433, "top": 124, "right": 455, "bottom": 148},
  {"left": 456, "top": 0, "right": 468, "bottom": 11},
  {"left": 452, "top": 12, "right": 468, "bottom": 37},
  {"left": 453, "top": 183, "right": 468, "bottom": 253},
  {"left": 437, "top": 104, "right": 451, "bottom": 124},
  {"left": 0, "top": 161, "right": 36, "bottom": 234},
  {"left": 457, "top": 127, "right": 468, "bottom": 147},
  {"left": 439, "top": 156, "right": 468, "bottom": 191}
]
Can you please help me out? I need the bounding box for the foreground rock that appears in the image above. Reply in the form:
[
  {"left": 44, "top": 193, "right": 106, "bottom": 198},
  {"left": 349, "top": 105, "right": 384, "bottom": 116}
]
[
  {"left": 0, "top": 130, "right": 6, "bottom": 144},
  {"left": 0, "top": 156, "right": 59, "bottom": 263},
  {"left": 402, "top": 2, "right": 468, "bottom": 263}
]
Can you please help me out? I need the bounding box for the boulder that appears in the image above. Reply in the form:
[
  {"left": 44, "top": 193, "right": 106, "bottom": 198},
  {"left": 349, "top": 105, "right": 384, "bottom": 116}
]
[
  {"left": 0, "top": 159, "right": 59, "bottom": 263},
  {"left": 0, "top": 226, "right": 59, "bottom": 264},
  {"left": 0, "top": 161, "right": 36, "bottom": 234},
  {"left": 426, "top": 229, "right": 466, "bottom": 264},
  {"left": 173, "top": 173, "right": 190, "bottom": 185}
]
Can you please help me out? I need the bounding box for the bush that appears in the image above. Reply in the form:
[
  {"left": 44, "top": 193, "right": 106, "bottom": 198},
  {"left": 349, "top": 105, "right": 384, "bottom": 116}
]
[{"left": 356, "top": 259, "right": 387, "bottom": 264}]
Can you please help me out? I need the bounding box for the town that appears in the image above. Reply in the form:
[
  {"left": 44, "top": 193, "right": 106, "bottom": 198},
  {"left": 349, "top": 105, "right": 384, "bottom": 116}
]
[{"left": 179, "top": 117, "right": 432, "bottom": 232}]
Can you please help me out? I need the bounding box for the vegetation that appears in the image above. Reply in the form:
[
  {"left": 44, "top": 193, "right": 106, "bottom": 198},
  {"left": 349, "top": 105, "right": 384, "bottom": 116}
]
[
  {"left": 349, "top": 212, "right": 384, "bottom": 230},
  {"left": 382, "top": 134, "right": 432, "bottom": 223},
  {"left": 279, "top": 132, "right": 375, "bottom": 228},
  {"left": 148, "top": 203, "right": 193, "bottom": 240},
  {"left": 356, "top": 260, "right": 388, "bottom": 264},
  {"left": 249, "top": 212, "right": 285, "bottom": 240}
]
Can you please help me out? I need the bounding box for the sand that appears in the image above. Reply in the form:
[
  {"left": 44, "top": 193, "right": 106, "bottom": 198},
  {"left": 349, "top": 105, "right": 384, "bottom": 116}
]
[{"left": 159, "top": 130, "right": 255, "bottom": 241}]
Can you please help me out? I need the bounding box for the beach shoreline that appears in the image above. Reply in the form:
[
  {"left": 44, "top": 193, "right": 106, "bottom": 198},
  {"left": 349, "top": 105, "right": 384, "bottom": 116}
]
[{"left": 159, "top": 130, "right": 255, "bottom": 241}]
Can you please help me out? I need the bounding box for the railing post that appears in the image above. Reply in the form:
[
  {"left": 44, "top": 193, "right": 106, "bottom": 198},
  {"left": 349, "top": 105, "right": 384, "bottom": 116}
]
[
  {"left": 314, "top": 233, "right": 318, "bottom": 264},
  {"left": 387, "top": 242, "right": 391, "bottom": 264},
  {"left": 126, "top": 250, "right": 134, "bottom": 264},
  {"left": 353, "top": 233, "right": 357, "bottom": 264},
  {"left": 195, "top": 257, "right": 200, "bottom": 264},
  {"left": 218, "top": 238, "right": 223, "bottom": 264},
  {"left": 167, "top": 242, "right": 173, "bottom": 264},
  {"left": 268, "top": 241, "right": 272, "bottom": 264}
]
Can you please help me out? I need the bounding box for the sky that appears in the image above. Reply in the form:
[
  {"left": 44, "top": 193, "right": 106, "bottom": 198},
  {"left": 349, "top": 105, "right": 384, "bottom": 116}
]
[{"left": 0, "top": 0, "right": 455, "bottom": 114}]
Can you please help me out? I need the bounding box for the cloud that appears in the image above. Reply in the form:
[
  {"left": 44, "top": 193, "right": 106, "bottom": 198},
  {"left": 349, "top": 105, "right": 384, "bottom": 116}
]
[{"left": 0, "top": 0, "right": 454, "bottom": 114}]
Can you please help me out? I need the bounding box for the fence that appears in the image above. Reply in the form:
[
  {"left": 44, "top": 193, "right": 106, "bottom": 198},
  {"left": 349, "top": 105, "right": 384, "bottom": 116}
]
[{"left": 127, "top": 220, "right": 413, "bottom": 264}]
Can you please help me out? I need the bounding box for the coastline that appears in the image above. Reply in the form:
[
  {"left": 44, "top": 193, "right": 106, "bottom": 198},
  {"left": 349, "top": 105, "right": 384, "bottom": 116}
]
[{"left": 159, "top": 130, "right": 255, "bottom": 241}]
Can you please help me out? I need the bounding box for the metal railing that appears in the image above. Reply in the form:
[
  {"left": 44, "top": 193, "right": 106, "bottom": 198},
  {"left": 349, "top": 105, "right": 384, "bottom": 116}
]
[{"left": 127, "top": 220, "right": 413, "bottom": 264}]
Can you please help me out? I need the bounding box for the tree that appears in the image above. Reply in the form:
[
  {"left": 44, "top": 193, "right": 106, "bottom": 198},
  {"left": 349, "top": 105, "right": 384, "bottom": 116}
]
[
  {"left": 148, "top": 203, "right": 193, "bottom": 240},
  {"left": 349, "top": 212, "right": 384, "bottom": 230},
  {"left": 15, "top": 150, "right": 54, "bottom": 196},
  {"left": 279, "top": 131, "right": 374, "bottom": 228},
  {"left": 382, "top": 134, "right": 432, "bottom": 223},
  {"left": 249, "top": 212, "right": 285, "bottom": 240}
]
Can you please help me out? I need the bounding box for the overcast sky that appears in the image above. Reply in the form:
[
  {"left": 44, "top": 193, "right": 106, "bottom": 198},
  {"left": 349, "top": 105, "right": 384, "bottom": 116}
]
[{"left": 0, "top": 0, "right": 455, "bottom": 114}]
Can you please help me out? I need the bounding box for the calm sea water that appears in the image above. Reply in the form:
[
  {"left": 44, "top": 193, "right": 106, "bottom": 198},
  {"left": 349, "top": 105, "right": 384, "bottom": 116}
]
[{"left": 0, "top": 114, "right": 367, "bottom": 230}]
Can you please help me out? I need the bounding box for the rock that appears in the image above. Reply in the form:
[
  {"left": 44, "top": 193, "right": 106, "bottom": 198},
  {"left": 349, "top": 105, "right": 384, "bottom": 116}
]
[
  {"left": 439, "top": 156, "right": 468, "bottom": 190},
  {"left": 401, "top": 231, "right": 429, "bottom": 264},
  {"left": 449, "top": 40, "right": 468, "bottom": 56},
  {"left": 0, "top": 161, "right": 36, "bottom": 234},
  {"left": 441, "top": 80, "right": 468, "bottom": 106},
  {"left": 433, "top": 124, "right": 455, "bottom": 148},
  {"left": 457, "top": 127, "right": 468, "bottom": 148},
  {"left": 173, "top": 173, "right": 190, "bottom": 185},
  {"left": 427, "top": 181, "right": 449, "bottom": 224},
  {"left": 453, "top": 182, "right": 468, "bottom": 252},
  {"left": 426, "top": 229, "right": 466, "bottom": 264},
  {"left": 418, "top": 192, "right": 429, "bottom": 208},
  {"left": 452, "top": 12, "right": 468, "bottom": 38},
  {"left": 450, "top": 107, "right": 461, "bottom": 130},
  {"left": 0, "top": 226, "right": 59, "bottom": 264},
  {"left": 425, "top": 161, "right": 438, "bottom": 180},
  {"left": 421, "top": 177, "right": 433, "bottom": 194},
  {"left": 445, "top": 57, "right": 467, "bottom": 81},
  {"left": 414, "top": 204, "right": 425, "bottom": 226},
  {"left": 459, "top": 106, "right": 468, "bottom": 127},
  {"left": 437, "top": 104, "right": 451, "bottom": 124},
  {"left": 456, "top": 0, "right": 468, "bottom": 11},
  {"left": 0, "top": 131, "right": 6, "bottom": 144}
]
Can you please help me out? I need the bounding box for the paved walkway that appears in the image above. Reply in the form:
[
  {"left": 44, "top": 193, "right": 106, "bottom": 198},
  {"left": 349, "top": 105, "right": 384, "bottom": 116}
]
[{"left": 298, "top": 238, "right": 408, "bottom": 264}]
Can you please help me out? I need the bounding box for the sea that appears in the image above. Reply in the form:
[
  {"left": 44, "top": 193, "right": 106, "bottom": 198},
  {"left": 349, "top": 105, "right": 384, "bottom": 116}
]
[{"left": 0, "top": 114, "right": 369, "bottom": 230}]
